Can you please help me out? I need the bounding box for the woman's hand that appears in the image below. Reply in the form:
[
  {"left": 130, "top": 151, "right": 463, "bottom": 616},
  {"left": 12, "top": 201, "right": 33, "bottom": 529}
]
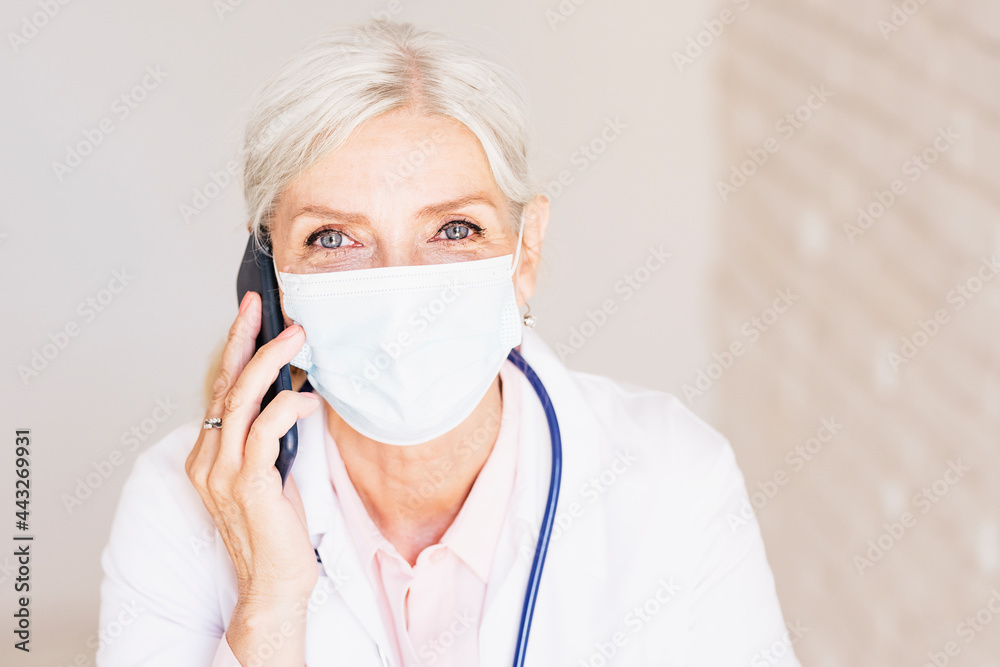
[{"left": 185, "top": 291, "right": 320, "bottom": 664}]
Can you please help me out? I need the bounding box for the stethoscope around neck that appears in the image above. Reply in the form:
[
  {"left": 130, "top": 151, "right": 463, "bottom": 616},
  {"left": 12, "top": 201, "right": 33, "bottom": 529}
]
[{"left": 306, "top": 347, "right": 562, "bottom": 667}]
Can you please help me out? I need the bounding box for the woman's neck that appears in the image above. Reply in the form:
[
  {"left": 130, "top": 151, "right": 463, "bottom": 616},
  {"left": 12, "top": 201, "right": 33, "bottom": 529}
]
[{"left": 324, "top": 376, "right": 503, "bottom": 565}]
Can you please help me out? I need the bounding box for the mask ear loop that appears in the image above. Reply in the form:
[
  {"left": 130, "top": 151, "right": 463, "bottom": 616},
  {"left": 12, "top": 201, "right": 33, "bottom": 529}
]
[
  {"left": 272, "top": 255, "right": 285, "bottom": 292},
  {"left": 509, "top": 209, "right": 527, "bottom": 278},
  {"left": 510, "top": 209, "right": 533, "bottom": 328}
]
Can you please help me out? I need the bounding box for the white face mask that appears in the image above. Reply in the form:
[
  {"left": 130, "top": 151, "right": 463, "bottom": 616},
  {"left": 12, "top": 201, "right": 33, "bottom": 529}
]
[{"left": 275, "top": 215, "right": 525, "bottom": 446}]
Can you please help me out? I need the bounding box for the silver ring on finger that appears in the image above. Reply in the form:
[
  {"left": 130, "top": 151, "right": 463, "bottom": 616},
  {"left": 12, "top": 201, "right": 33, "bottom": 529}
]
[{"left": 203, "top": 417, "right": 223, "bottom": 430}]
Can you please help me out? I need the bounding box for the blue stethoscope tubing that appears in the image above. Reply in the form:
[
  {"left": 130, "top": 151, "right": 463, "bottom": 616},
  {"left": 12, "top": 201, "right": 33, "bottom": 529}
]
[
  {"left": 506, "top": 347, "right": 562, "bottom": 667},
  {"left": 305, "top": 348, "right": 562, "bottom": 667}
]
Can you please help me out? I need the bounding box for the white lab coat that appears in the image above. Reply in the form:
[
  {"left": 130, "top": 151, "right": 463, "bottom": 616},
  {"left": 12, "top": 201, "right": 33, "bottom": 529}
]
[{"left": 98, "top": 328, "right": 802, "bottom": 666}]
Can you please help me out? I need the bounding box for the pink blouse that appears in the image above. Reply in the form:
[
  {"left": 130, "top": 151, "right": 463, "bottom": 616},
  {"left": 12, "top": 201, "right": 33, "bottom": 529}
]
[{"left": 212, "top": 360, "right": 521, "bottom": 666}]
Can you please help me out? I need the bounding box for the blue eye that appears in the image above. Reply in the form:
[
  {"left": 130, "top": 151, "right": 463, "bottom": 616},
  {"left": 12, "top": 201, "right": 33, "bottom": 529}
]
[
  {"left": 444, "top": 223, "right": 471, "bottom": 240},
  {"left": 317, "top": 231, "right": 345, "bottom": 249},
  {"left": 437, "top": 220, "right": 483, "bottom": 241}
]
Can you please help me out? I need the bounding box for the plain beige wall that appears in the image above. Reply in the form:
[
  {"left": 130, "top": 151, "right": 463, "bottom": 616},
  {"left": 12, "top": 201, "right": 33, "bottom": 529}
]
[{"left": 1, "top": 1, "right": 717, "bottom": 665}]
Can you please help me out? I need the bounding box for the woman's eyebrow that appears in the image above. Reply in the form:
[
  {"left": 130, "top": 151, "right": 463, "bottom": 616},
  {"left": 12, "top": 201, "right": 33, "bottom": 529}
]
[
  {"left": 417, "top": 193, "right": 497, "bottom": 218},
  {"left": 290, "top": 205, "right": 366, "bottom": 224},
  {"left": 290, "top": 193, "right": 497, "bottom": 225}
]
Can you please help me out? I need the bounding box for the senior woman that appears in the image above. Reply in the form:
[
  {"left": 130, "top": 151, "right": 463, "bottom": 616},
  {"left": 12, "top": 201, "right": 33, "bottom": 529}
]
[{"left": 98, "top": 19, "right": 800, "bottom": 667}]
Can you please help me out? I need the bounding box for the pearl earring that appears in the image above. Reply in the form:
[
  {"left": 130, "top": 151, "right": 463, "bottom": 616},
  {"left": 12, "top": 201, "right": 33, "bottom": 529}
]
[{"left": 522, "top": 302, "right": 536, "bottom": 328}]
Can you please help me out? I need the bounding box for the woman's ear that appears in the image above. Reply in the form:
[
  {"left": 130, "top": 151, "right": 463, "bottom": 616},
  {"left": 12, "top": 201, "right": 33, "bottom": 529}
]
[{"left": 515, "top": 194, "right": 550, "bottom": 307}]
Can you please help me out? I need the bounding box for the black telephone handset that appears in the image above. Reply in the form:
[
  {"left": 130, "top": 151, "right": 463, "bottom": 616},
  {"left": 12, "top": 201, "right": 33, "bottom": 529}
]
[{"left": 236, "top": 234, "right": 298, "bottom": 487}]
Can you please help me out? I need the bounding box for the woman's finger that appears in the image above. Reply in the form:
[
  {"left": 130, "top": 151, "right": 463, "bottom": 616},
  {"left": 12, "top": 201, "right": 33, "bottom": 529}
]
[
  {"left": 209, "top": 292, "right": 262, "bottom": 417},
  {"left": 242, "top": 390, "right": 320, "bottom": 475},
  {"left": 217, "top": 323, "right": 306, "bottom": 468}
]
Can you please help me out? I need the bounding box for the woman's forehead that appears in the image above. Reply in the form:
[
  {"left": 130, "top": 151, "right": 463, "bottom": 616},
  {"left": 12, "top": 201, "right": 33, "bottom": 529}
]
[{"left": 275, "top": 111, "right": 505, "bottom": 220}]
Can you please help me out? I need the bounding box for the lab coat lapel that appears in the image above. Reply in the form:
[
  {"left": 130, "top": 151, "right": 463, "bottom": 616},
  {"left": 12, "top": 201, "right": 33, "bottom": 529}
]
[
  {"left": 291, "top": 408, "right": 394, "bottom": 661},
  {"left": 479, "top": 329, "right": 608, "bottom": 667}
]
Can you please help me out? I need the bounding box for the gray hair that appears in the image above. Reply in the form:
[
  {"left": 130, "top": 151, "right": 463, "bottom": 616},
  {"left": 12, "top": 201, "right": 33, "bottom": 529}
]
[{"left": 241, "top": 19, "right": 537, "bottom": 244}]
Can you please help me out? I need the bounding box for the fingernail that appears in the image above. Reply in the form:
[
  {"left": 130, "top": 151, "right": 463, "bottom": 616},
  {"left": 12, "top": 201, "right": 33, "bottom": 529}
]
[
  {"left": 238, "top": 292, "right": 252, "bottom": 315},
  {"left": 275, "top": 324, "right": 300, "bottom": 341}
]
